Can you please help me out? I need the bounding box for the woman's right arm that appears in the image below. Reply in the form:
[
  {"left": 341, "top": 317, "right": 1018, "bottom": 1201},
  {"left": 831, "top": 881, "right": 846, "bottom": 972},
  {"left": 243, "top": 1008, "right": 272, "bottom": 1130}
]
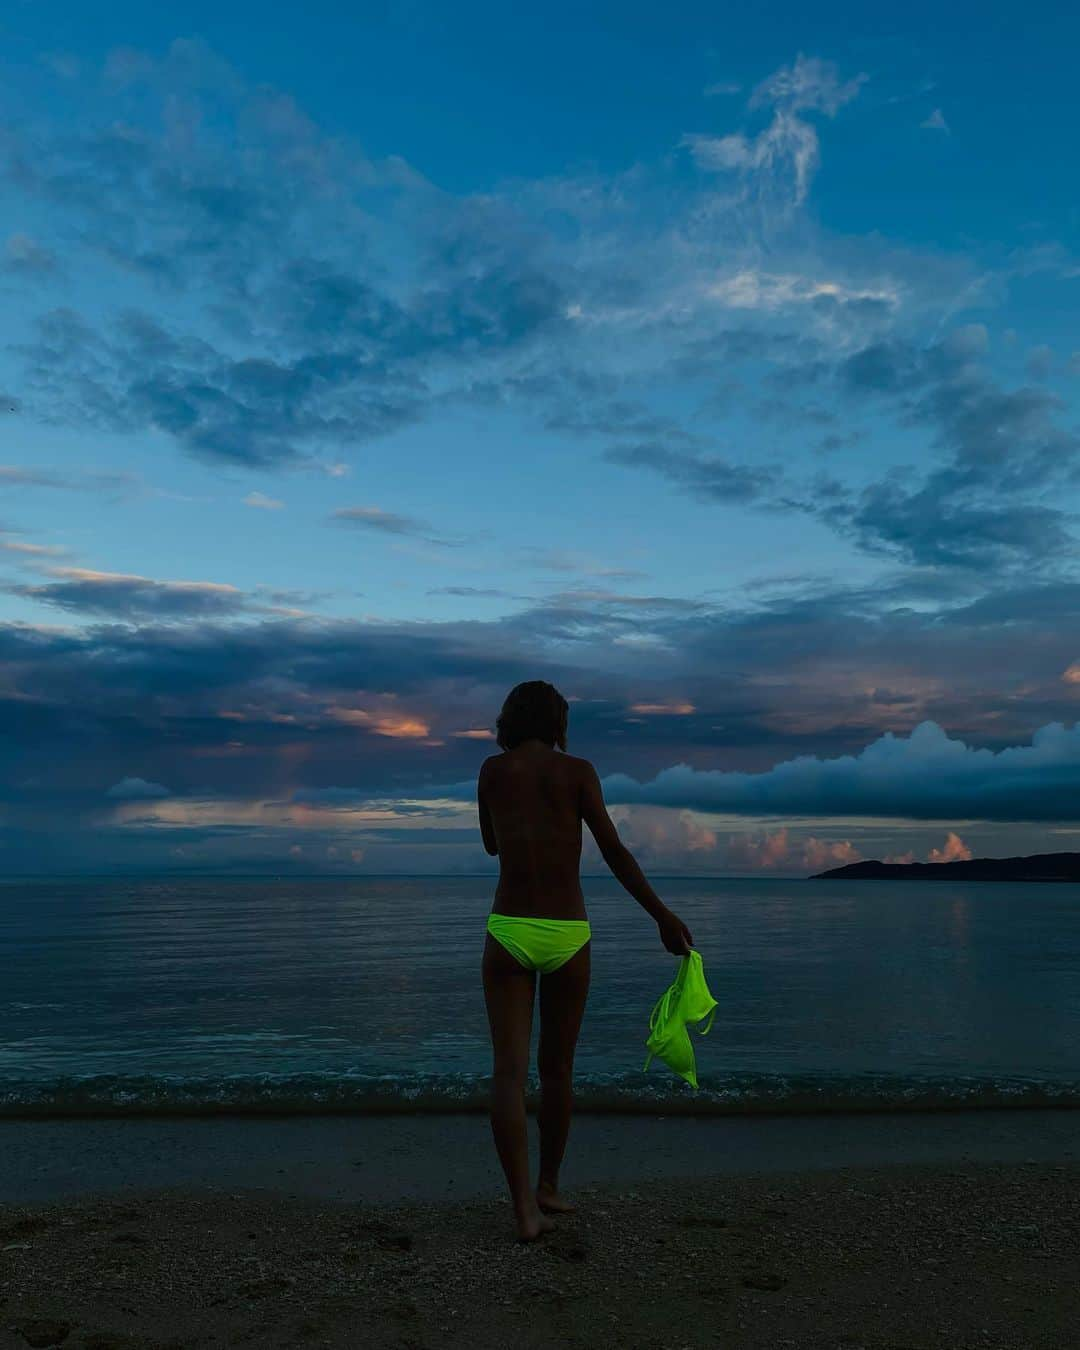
[{"left": 579, "top": 760, "right": 694, "bottom": 955}]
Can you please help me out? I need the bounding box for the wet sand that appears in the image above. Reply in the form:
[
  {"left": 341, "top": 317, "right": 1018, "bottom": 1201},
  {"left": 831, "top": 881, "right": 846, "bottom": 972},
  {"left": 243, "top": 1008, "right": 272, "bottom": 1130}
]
[{"left": 1, "top": 1111, "right": 1078, "bottom": 1348}]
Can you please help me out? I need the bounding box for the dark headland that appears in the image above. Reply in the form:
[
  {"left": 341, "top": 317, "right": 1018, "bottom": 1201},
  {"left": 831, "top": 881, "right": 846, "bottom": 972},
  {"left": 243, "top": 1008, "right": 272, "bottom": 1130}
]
[{"left": 810, "top": 850, "right": 1080, "bottom": 881}]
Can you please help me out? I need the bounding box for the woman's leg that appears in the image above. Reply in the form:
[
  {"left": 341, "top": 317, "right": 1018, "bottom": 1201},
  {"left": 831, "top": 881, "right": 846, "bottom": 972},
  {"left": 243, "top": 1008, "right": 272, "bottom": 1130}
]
[
  {"left": 536, "top": 938, "right": 591, "bottom": 1212},
  {"left": 481, "top": 933, "right": 554, "bottom": 1241}
]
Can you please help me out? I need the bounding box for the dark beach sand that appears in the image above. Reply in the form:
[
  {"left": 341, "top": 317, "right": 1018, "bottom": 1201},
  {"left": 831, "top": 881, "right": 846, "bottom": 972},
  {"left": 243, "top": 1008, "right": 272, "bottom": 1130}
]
[{"left": 2, "top": 1111, "right": 1078, "bottom": 1348}]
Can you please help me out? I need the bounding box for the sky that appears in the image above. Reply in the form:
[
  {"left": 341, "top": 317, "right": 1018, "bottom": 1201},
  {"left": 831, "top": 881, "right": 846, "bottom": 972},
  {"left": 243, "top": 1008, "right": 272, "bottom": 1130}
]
[{"left": 2, "top": 1, "right": 1080, "bottom": 876}]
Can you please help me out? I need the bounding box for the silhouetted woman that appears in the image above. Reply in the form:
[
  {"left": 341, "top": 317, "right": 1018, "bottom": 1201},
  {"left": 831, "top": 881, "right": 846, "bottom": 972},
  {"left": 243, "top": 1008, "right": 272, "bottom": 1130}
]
[{"left": 478, "top": 680, "right": 694, "bottom": 1240}]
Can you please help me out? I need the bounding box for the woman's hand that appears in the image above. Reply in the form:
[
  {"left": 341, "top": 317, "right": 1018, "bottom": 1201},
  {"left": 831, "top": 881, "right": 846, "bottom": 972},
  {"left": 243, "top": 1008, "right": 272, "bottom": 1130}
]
[{"left": 657, "top": 909, "right": 694, "bottom": 956}]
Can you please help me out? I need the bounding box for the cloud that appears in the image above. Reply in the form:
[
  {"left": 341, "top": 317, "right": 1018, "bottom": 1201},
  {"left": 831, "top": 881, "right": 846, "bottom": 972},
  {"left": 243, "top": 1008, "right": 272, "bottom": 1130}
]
[
  {"left": 927, "top": 829, "right": 972, "bottom": 862},
  {"left": 684, "top": 53, "right": 866, "bottom": 211},
  {"left": 427, "top": 586, "right": 517, "bottom": 598},
  {"left": 6, "top": 567, "right": 248, "bottom": 619},
  {"left": 512, "top": 545, "right": 650, "bottom": 579},
  {"left": 40, "top": 51, "right": 82, "bottom": 80},
  {"left": 4, "top": 44, "right": 569, "bottom": 469},
  {"left": 0, "top": 536, "right": 66, "bottom": 558},
  {"left": 602, "top": 443, "right": 781, "bottom": 503},
  {"left": 0, "top": 465, "right": 69, "bottom": 488},
  {"left": 920, "top": 108, "right": 950, "bottom": 132},
  {"left": 325, "top": 703, "right": 434, "bottom": 740},
  {"left": 1, "top": 38, "right": 1079, "bottom": 871},
  {"left": 4, "top": 233, "right": 61, "bottom": 277},
  {"left": 1026, "top": 345, "right": 1053, "bottom": 379},
  {"left": 331, "top": 505, "right": 433, "bottom": 535},
  {"left": 586, "top": 321, "right": 1079, "bottom": 576},
  {"left": 0, "top": 565, "right": 1078, "bottom": 870},
  {"left": 704, "top": 81, "right": 742, "bottom": 97},
  {"left": 836, "top": 475, "right": 1075, "bottom": 571},
  {"left": 330, "top": 505, "right": 469, "bottom": 547},
  {"left": 884, "top": 832, "right": 972, "bottom": 864},
  {"left": 603, "top": 804, "right": 719, "bottom": 865},
  {"left": 602, "top": 719, "right": 1080, "bottom": 822},
  {"left": 725, "top": 826, "right": 861, "bottom": 872},
  {"left": 0, "top": 32, "right": 1004, "bottom": 557},
  {"left": 243, "top": 491, "right": 284, "bottom": 510},
  {"left": 707, "top": 270, "right": 899, "bottom": 312},
  {"left": 106, "top": 776, "right": 171, "bottom": 799},
  {"left": 790, "top": 328, "right": 1080, "bottom": 570}
]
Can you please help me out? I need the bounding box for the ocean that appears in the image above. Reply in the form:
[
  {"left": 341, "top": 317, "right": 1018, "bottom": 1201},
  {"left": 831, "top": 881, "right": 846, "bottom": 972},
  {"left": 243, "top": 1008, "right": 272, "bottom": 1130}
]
[{"left": 2, "top": 875, "right": 1078, "bottom": 1117}]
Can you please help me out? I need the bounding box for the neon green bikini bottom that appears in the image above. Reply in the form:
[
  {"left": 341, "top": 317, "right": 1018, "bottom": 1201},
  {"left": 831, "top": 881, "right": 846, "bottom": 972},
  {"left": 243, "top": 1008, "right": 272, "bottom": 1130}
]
[{"left": 486, "top": 913, "right": 591, "bottom": 974}]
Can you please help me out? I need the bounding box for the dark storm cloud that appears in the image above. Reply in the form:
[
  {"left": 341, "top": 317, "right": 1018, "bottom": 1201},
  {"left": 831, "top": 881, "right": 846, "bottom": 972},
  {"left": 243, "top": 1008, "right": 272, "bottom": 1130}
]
[
  {"left": 603, "top": 718, "right": 1080, "bottom": 823},
  {"left": 2, "top": 570, "right": 1072, "bottom": 773},
  {"left": 1, "top": 562, "right": 1080, "bottom": 872},
  {"left": 939, "top": 580, "right": 1080, "bottom": 625}
]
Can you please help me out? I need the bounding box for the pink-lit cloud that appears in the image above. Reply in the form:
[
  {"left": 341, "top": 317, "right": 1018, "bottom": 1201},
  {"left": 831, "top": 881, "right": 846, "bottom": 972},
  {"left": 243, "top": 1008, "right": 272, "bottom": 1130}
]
[
  {"left": 597, "top": 804, "right": 718, "bottom": 866},
  {"left": 326, "top": 704, "right": 432, "bottom": 739},
  {"left": 927, "top": 830, "right": 973, "bottom": 863},
  {"left": 725, "top": 826, "right": 862, "bottom": 872}
]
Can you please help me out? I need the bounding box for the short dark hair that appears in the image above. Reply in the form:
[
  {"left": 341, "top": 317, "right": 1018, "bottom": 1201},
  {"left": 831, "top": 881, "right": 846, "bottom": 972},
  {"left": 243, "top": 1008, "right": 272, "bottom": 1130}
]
[{"left": 495, "top": 681, "right": 569, "bottom": 751}]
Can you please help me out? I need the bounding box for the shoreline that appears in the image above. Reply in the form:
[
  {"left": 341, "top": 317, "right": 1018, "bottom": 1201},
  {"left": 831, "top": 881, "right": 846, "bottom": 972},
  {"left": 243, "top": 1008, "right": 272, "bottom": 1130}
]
[{"left": 2, "top": 1106, "right": 1077, "bottom": 1208}]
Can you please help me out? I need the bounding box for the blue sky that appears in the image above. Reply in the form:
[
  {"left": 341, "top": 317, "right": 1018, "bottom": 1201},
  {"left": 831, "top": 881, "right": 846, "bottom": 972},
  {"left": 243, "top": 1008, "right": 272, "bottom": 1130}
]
[{"left": 2, "top": 2, "right": 1080, "bottom": 875}]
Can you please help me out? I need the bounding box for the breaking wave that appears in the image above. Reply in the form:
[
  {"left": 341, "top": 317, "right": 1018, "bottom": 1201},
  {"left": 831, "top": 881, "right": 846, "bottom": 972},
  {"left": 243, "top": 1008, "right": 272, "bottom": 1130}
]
[{"left": 2, "top": 1070, "right": 1079, "bottom": 1118}]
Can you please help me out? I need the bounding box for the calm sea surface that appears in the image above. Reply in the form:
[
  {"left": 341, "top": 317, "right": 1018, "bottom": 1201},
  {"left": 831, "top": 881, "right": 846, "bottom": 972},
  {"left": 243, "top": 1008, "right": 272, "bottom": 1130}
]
[{"left": 2, "top": 876, "right": 1078, "bottom": 1115}]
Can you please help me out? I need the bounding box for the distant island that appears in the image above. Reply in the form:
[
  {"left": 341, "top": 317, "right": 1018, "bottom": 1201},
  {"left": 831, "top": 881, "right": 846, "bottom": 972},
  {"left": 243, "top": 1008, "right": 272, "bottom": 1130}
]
[{"left": 810, "top": 851, "right": 1080, "bottom": 882}]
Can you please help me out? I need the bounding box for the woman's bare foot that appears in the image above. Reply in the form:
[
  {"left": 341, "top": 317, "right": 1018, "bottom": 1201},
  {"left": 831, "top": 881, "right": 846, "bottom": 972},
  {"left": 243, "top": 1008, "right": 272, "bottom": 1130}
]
[
  {"left": 515, "top": 1200, "right": 556, "bottom": 1242},
  {"left": 536, "top": 1180, "right": 576, "bottom": 1214}
]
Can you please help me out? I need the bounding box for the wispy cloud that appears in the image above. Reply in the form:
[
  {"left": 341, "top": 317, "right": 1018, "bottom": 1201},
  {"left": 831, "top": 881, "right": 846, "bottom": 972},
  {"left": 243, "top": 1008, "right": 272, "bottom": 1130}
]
[
  {"left": 331, "top": 505, "right": 470, "bottom": 547},
  {"left": 4, "top": 233, "right": 61, "bottom": 277},
  {"left": 704, "top": 80, "right": 741, "bottom": 97},
  {"left": 683, "top": 53, "right": 867, "bottom": 211},
  {"left": 920, "top": 108, "right": 950, "bottom": 132},
  {"left": 106, "top": 776, "right": 171, "bottom": 800}
]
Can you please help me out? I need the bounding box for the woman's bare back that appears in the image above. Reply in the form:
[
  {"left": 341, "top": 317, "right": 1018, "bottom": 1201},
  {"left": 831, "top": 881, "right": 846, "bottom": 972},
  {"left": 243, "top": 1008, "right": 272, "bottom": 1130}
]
[{"left": 479, "top": 744, "right": 589, "bottom": 919}]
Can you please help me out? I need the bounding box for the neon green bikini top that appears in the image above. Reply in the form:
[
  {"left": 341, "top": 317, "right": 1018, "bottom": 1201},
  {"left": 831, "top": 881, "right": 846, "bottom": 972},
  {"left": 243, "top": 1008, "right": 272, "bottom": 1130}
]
[{"left": 643, "top": 948, "right": 718, "bottom": 1090}]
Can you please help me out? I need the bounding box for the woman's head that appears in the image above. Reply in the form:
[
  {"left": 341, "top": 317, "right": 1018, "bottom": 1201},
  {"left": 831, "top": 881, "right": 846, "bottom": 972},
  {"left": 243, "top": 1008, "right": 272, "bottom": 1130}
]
[{"left": 495, "top": 681, "right": 569, "bottom": 751}]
